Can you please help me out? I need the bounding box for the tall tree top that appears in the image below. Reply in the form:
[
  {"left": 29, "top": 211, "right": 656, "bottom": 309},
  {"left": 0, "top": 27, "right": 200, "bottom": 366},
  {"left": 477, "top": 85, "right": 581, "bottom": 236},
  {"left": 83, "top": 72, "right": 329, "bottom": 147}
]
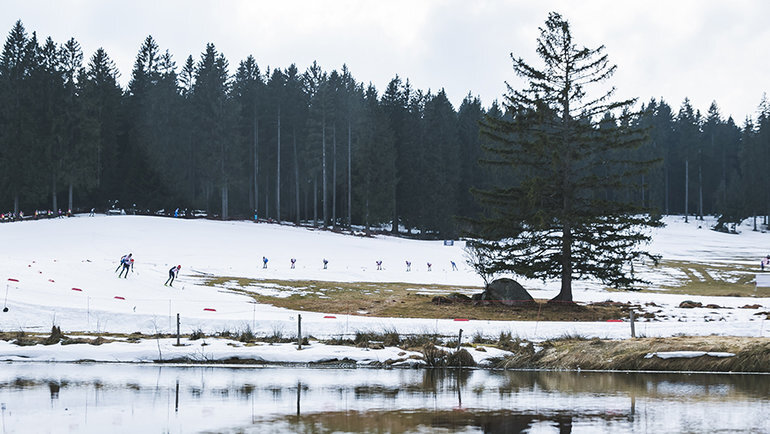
[{"left": 509, "top": 12, "right": 627, "bottom": 121}]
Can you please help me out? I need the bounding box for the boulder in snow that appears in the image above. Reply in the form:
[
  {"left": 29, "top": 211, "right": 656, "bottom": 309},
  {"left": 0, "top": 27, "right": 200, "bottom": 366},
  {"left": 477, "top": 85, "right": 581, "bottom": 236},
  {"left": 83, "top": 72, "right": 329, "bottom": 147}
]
[{"left": 473, "top": 278, "right": 535, "bottom": 306}]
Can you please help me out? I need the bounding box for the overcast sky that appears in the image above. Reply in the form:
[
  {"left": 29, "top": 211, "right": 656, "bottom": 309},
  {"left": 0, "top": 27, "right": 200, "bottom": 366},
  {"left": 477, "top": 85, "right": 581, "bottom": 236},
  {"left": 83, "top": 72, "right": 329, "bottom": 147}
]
[{"left": 3, "top": 0, "right": 768, "bottom": 122}]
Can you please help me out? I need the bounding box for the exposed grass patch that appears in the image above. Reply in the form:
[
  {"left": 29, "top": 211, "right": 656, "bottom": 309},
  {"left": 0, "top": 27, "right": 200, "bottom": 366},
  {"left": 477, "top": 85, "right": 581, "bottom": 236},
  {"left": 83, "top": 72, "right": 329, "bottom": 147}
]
[
  {"left": 494, "top": 336, "right": 770, "bottom": 372},
  {"left": 202, "top": 277, "right": 627, "bottom": 321},
  {"left": 645, "top": 260, "right": 768, "bottom": 297}
]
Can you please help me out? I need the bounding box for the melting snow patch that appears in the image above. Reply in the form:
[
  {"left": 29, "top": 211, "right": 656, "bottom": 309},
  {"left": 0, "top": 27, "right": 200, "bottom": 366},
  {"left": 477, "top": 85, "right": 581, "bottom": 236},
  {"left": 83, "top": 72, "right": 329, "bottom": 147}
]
[{"left": 644, "top": 351, "right": 735, "bottom": 359}]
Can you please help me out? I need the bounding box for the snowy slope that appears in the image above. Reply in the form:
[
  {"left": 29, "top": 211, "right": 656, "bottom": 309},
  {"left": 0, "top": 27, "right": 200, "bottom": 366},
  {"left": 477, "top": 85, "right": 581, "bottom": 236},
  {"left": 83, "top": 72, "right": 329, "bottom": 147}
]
[{"left": 0, "top": 214, "right": 767, "bottom": 348}]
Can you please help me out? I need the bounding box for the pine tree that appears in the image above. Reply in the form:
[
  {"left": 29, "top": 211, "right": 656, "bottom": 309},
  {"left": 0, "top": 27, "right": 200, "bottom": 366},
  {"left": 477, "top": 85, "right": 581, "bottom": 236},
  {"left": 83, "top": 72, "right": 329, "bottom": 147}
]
[
  {"left": 0, "top": 21, "right": 38, "bottom": 212},
  {"left": 232, "top": 55, "right": 263, "bottom": 215},
  {"left": 80, "top": 47, "right": 122, "bottom": 198},
  {"left": 191, "top": 43, "right": 233, "bottom": 217},
  {"left": 353, "top": 85, "right": 396, "bottom": 230},
  {"left": 474, "top": 12, "right": 662, "bottom": 302}
]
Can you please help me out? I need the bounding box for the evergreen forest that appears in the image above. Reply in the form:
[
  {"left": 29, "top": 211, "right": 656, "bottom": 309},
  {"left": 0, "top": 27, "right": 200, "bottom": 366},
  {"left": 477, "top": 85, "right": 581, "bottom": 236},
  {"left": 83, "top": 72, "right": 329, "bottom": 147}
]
[{"left": 1, "top": 20, "right": 769, "bottom": 236}]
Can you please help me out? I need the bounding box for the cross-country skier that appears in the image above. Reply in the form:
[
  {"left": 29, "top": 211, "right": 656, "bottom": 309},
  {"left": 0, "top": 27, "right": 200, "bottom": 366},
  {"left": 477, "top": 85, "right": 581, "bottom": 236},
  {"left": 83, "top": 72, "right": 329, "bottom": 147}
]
[
  {"left": 451, "top": 261, "right": 458, "bottom": 271},
  {"left": 323, "top": 258, "right": 328, "bottom": 269},
  {"left": 427, "top": 262, "right": 432, "bottom": 271},
  {"left": 165, "top": 265, "right": 181, "bottom": 286},
  {"left": 115, "top": 253, "right": 132, "bottom": 273},
  {"left": 405, "top": 261, "right": 411, "bottom": 272},
  {"left": 263, "top": 256, "right": 268, "bottom": 269},
  {"left": 291, "top": 258, "right": 296, "bottom": 269},
  {"left": 118, "top": 256, "right": 134, "bottom": 278},
  {"left": 376, "top": 260, "right": 382, "bottom": 270}
]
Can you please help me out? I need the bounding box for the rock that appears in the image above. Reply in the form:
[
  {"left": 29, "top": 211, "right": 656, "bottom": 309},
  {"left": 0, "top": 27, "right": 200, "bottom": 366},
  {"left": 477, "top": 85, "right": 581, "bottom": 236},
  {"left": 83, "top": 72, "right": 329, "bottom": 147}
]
[
  {"left": 678, "top": 300, "right": 703, "bottom": 308},
  {"left": 432, "top": 293, "right": 472, "bottom": 305},
  {"left": 448, "top": 293, "right": 471, "bottom": 302},
  {"left": 474, "top": 278, "right": 535, "bottom": 306},
  {"left": 432, "top": 296, "right": 452, "bottom": 305}
]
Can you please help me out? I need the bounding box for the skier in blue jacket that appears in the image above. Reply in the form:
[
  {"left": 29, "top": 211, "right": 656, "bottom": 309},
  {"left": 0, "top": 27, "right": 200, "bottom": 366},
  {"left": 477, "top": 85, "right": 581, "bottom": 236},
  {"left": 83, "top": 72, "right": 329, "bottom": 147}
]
[{"left": 165, "top": 265, "right": 181, "bottom": 286}]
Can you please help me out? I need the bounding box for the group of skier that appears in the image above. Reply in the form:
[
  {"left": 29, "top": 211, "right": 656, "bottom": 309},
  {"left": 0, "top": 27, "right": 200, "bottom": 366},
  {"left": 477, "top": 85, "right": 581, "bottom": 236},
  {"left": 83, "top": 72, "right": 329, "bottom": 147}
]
[
  {"left": 113, "top": 253, "right": 459, "bottom": 286},
  {"left": 114, "top": 253, "right": 181, "bottom": 287},
  {"left": 261, "top": 257, "right": 328, "bottom": 269},
  {"left": 259, "top": 257, "right": 459, "bottom": 272}
]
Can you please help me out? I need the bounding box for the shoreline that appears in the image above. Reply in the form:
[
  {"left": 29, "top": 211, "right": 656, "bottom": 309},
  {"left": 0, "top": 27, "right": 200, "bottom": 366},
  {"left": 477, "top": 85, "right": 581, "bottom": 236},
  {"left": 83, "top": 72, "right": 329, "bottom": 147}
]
[{"left": 2, "top": 334, "right": 767, "bottom": 373}]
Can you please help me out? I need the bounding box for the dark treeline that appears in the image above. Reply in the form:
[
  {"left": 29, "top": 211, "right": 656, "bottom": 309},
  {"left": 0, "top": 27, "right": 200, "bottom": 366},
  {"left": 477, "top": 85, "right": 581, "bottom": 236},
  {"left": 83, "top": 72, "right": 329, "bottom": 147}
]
[{"left": 1, "top": 20, "right": 769, "bottom": 235}]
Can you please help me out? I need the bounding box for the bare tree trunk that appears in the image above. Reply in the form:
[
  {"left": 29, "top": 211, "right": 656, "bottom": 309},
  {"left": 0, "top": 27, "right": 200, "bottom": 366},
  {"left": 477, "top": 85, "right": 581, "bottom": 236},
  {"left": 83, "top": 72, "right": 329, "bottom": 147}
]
[
  {"left": 52, "top": 174, "right": 58, "bottom": 213},
  {"left": 313, "top": 175, "right": 318, "bottom": 226},
  {"left": 293, "top": 128, "right": 300, "bottom": 225},
  {"left": 220, "top": 134, "right": 227, "bottom": 220},
  {"left": 96, "top": 117, "right": 102, "bottom": 188},
  {"left": 68, "top": 183, "right": 73, "bottom": 212},
  {"left": 254, "top": 114, "right": 259, "bottom": 218},
  {"left": 276, "top": 107, "right": 281, "bottom": 222},
  {"left": 347, "top": 118, "right": 352, "bottom": 227},
  {"left": 685, "top": 159, "right": 689, "bottom": 223},
  {"left": 718, "top": 133, "right": 726, "bottom": 207},
  {"left": 332, "top": 124, "right": 337, "bottom": 227},
  {"left": 264, "top": 177, "right": 269, "bottom": 219},
  {"left": 221, "top": 183, "right": 228, "bottom": 220},
  {"left": 13, "top": 195, "right": 18, "bottom": 215},
  {"left": 392, "top": 180, "right": 397, "bottom": 234},
  {"left": 698, "top": 148, "right": 703, "bottom": 220},
  {"left": 665, "top": 164, "right": 671, "bottom": 215},
  {"left": 551, "top": 220, "right": 573, "bottom": 303},
  {"left": 322, "top": 114, "right": 327, "bottom": 227}
]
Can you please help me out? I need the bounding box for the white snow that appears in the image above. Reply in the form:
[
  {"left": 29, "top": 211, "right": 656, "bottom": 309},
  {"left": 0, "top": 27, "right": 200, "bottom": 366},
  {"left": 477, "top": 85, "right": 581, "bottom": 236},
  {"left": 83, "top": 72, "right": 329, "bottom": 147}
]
[
  {"left": 644, "top": 351, "right": 736, "bottom": 359},
  {"left": 0, "top": 214, "right": 768, "bottom": 363}
]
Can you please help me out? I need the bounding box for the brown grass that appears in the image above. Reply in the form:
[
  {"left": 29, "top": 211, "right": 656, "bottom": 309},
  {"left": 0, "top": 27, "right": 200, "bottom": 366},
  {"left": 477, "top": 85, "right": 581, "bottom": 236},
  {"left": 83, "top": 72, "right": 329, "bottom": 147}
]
[
  {"left": 202, "top": 277, "right": 629, "bottom": 321},
  {"left": 643, "top": 260, "right": 769, "bottom": 297},
  {"left": 495, "top": 336, "right": 770, "bottom": 372}
]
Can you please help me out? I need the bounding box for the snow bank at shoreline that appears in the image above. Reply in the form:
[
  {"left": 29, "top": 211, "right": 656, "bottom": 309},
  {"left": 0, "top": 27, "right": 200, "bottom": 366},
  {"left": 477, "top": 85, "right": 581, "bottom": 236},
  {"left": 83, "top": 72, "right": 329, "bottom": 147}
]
[{"left": 0, "top": 337, "right": 510, "bottom": 367}]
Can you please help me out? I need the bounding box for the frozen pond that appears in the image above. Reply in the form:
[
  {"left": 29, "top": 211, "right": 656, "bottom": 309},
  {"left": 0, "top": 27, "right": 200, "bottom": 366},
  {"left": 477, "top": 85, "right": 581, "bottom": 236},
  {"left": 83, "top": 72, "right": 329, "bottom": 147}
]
[{"left": 0, "top": 363, "right": 768, "bottom": 433}]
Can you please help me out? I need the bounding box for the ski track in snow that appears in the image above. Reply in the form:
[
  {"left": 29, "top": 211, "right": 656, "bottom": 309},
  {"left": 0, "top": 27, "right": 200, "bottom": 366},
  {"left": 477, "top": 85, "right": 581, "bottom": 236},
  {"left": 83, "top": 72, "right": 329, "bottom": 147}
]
[{"left": 0, "top": 214, "right": 768, "bottom": 363}]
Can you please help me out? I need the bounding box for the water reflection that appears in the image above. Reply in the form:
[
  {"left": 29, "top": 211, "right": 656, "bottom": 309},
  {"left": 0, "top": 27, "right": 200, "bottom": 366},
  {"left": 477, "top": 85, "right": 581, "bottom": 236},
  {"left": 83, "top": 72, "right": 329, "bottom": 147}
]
[{"left": 0, "top": 364, "right": 767, "bottom": 433}]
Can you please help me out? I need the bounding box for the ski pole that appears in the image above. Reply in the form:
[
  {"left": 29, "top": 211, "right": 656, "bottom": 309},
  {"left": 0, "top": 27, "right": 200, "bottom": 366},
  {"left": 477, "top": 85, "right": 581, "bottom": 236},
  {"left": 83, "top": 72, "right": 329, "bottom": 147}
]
[{"left": 3, "top": 283, "right": 9, "bottom": 312}]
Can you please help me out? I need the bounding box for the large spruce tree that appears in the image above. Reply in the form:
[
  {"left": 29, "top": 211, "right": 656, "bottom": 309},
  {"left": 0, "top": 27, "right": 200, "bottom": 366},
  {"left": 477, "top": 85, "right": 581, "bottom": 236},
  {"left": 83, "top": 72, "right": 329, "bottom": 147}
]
[{"left": 474, "top": 12, "right": 662, "bottom": 302}]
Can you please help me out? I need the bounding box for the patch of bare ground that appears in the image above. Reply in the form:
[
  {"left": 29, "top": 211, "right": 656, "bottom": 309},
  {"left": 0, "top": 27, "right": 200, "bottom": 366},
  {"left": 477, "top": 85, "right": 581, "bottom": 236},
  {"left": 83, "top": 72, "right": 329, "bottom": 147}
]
[
  {"left": 644, "top": 260, "right": 770, "bottom": 297},
  {"left": 203, "top": 277, "right": 632, "bottom": 321},
  {"left": 494, "top": 336, "right": 770, "bottom": 372}
]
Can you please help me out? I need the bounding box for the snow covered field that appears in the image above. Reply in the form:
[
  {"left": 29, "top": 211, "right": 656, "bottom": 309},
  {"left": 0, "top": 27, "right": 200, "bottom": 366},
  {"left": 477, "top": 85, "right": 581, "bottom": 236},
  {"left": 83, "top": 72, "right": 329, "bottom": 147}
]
[{"left": 0, "top": 214, "right": 768, "bottom": 363}]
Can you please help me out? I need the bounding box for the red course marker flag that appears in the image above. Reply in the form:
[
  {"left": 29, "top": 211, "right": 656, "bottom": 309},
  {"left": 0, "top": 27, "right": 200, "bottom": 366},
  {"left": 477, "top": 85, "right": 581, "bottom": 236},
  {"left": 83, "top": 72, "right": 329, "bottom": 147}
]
[
  {"left": 203, "top": 308, "right": 216, "bottom": 312},
  {"left": 454, "top": 318, "right": 469, "bottom": 322},
  {"left": 7, "top": 278, "right": 19, "bottom": 282},
  {"left": 114, "top": 296, "right": 125, "bottom": 300},
  {"left": 71, "top": 288, "right": 82, "bottom": 292},
  {"left": 323, "top": 315, "right": 336, "bottom": 319},
  {"left": 606, "top": 319, "right": 623, "bottom": 323},
  {"left": 48, "top": 279, "right": 55, "bottom": 283}
]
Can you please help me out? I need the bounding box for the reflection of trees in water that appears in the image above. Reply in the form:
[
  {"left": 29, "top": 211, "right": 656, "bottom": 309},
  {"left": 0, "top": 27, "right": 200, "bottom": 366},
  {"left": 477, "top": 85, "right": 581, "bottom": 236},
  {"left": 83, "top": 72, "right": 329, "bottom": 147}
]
[
  {"left": 493, "top": 371, "right": 767, "bottom": 399},
  {"left": 420, "top": 368, "right": 471, "bottom": 393},
  {"left": 270, "top": 409, "right": 581, "bottom": 433}
]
